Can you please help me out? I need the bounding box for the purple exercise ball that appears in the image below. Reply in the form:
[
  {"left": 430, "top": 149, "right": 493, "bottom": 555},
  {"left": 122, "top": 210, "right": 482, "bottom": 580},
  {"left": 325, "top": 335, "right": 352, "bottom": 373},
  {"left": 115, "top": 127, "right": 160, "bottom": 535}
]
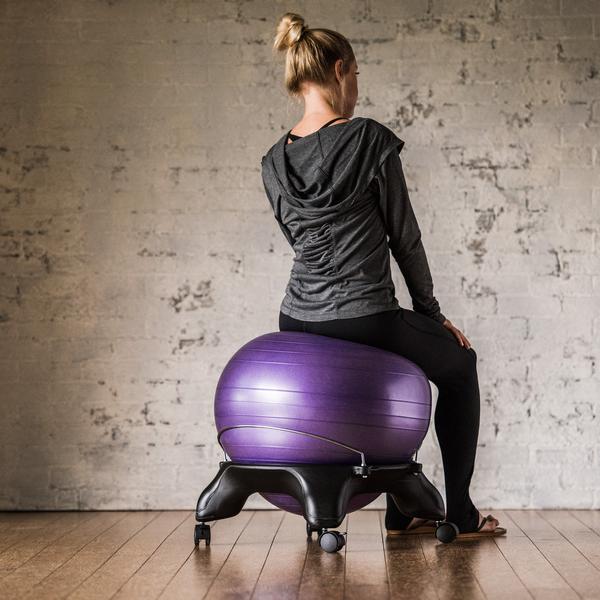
[{"left": 214, "top": 331, "right": 433, "bottom": 515}]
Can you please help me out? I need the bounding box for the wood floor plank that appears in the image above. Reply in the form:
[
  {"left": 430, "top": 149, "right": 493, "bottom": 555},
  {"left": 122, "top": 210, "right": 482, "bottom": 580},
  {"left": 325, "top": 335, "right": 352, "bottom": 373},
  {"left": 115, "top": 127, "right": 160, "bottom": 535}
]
[
  {"left": 0, "top": 512, "right": 95, "bottom": 576},
  {"left": 539, "top": 510, "right": 600, "bottom": 570},
  {"left": 444, "top": 509, "right": 533, "bottom": 600},
  {"left": 419, "top": 518, "right": 486, "bottom": 600},
  {"left": 203, "top": 510, "right": 285, "bottom": 599},
  {"left": 67, "top": 511, "right": 187, "bottom": 600},
  {"left": 494, "top": 510, "right": 579, "bottom": 599},
  {"left": 0, "top": 509, "right": 598, "bottom": 599},
  {"left": 0, "top": 512, "right": 126, "bottom": 600},
  {"left": 0, "top": 512, "right": 65, "bottom": 555},
  {"left": 0, "top": 512, "right": 60, "bottom": 528},
  {"left": 298, "top": 514, "right": 347, "bottom": 600},
  {"left": 506, "top": 509, "right": 600, "bottom": 599},
  {"left": 21, "top": 511, "right": 158, "bottom": 600},
  {"left": 568, "top": 509, "right": 600, "bottom": 536},
  {"left": 0, "top": 513, "right": 46, "bottom": 533},
  {"left": 111, "top": 512, "right": 196, "bottom": 600},
  {"left": 344, "top": 509, "right": 390, "bottom": 600},
  {"left": 250, "top": 511, "right": 308, "bottom": 599},
  {"left": 378, "top": 511, "right": 439, "bottom": 600},
  {"left": 158, "top": 510, "right": 254, "bottom": 600}
]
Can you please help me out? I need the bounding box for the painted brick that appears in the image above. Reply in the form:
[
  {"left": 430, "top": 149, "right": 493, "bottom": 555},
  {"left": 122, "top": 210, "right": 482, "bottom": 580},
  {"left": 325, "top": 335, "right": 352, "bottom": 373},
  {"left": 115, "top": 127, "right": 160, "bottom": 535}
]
[{"left": 0, "top": 0, "right": 597, "bottom": 512}]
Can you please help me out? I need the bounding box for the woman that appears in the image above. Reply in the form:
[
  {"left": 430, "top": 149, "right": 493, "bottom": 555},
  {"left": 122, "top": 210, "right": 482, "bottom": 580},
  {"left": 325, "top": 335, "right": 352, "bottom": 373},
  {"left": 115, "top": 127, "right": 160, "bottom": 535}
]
[{"left": 261, "top": 12, "right": 506, "bottom": 537}]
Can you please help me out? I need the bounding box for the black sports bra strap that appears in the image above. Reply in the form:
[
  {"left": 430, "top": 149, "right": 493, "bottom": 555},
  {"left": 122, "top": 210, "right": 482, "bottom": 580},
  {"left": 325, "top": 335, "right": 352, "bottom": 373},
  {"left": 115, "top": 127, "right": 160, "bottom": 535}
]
[
  {"left": 287, "top": 117, "right": 349, "bottom": 143},
  {"left": 319, "top": 116, "right": 349, "bottom": 129}
]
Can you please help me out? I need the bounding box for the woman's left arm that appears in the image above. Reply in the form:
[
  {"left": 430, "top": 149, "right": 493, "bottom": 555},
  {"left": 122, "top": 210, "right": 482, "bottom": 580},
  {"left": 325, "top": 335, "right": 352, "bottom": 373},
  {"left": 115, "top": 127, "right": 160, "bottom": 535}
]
[{"left": 261, "top": 164, "right": 295, "bottom": 247}]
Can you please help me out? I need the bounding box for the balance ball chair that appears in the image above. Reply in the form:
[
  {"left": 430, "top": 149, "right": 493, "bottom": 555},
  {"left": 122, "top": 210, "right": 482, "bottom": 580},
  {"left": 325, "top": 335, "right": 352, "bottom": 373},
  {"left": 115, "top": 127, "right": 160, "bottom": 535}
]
[{"left": 194, "top": 331, "right": 458, "bottom": 552}]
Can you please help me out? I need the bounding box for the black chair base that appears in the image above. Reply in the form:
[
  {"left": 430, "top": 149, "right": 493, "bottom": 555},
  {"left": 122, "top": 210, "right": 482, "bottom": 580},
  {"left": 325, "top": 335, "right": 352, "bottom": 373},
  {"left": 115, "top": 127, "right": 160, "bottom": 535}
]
[{"left": 194, "top": 460, "right": 459, "bottom": 552}]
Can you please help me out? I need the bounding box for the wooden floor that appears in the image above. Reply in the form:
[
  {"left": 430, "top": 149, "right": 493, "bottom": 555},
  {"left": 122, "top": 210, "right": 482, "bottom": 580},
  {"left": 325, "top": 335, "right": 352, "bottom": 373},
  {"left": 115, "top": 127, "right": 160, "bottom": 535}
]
[{"left": 1, "top": 510, "right": 599, "bottom": 599}]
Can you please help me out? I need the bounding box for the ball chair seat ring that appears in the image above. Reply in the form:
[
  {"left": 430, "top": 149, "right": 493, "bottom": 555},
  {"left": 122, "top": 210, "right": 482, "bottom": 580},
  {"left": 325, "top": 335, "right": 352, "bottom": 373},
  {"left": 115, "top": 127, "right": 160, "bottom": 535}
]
[{"left": 217, "top": 423, "right": 371, "bottom": 476}]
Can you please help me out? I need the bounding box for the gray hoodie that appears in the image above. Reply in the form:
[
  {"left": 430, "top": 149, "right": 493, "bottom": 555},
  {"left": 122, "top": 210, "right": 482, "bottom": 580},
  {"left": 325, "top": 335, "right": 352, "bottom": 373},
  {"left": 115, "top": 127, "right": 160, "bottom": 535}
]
[{"left": 260, "top": 116, "right": 445, "bottom": 324}]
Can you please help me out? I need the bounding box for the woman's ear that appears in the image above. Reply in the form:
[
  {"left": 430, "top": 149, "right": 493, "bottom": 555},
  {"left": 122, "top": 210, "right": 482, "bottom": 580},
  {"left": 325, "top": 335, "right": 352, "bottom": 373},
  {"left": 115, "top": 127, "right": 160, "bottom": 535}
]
[{"left": 334, "top": 58, "right": 344, "bottom": 83}]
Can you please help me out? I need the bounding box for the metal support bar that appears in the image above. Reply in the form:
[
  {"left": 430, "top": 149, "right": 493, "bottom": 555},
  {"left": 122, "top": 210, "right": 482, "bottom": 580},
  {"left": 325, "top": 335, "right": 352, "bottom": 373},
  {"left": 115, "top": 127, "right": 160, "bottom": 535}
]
[{"left": 216, "top": 424, "right": 369, "bottom": 469}]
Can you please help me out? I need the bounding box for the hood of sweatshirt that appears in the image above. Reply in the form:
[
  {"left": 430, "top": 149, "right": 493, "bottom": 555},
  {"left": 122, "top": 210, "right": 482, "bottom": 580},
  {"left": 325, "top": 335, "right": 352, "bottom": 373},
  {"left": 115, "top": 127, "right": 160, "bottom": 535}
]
[{"left": 261, "top": 116, "right": 405, "bottom": 221}]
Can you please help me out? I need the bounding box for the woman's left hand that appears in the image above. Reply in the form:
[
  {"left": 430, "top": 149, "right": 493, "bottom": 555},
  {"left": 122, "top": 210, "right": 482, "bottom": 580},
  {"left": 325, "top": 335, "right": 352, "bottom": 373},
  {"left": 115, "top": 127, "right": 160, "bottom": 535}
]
[{"left": 442, "top": 318, "right": 472, "bottom": 349}]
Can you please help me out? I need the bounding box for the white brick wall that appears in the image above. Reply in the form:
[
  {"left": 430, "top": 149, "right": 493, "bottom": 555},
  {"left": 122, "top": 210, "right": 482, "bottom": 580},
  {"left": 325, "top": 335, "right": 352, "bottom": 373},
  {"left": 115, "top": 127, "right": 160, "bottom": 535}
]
[{"left": 0, "top": 0, "right": 598, "bottom": 510}]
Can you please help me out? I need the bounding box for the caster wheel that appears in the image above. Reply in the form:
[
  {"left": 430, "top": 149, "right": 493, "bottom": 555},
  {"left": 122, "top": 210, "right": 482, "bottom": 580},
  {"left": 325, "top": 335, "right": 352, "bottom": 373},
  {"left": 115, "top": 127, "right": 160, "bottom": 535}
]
[
  {"left": 435, "top": 521, "right": 459, "bottom": 543},
  {"left": 194, "top": 523, "right": 211, "bottom": 546},
  {"left": 318, "top": 530, "right": 346, "bottom": 553}
]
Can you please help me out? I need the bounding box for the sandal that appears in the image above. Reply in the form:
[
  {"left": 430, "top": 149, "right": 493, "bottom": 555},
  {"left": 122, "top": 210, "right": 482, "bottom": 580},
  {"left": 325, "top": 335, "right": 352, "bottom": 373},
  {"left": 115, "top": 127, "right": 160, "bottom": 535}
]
[
  {"left": 386, "top": 517, "right": 437, "bottom": 536},
  {"left": 455, "top": 513, "right": 507, "bottom": 539}
]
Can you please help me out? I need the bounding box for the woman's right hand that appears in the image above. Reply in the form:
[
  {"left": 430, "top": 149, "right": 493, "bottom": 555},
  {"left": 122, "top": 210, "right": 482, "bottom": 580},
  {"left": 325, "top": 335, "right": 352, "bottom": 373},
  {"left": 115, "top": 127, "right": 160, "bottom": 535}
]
[{"left": 442, "top": 318, "right": 472, "bottom": 349}]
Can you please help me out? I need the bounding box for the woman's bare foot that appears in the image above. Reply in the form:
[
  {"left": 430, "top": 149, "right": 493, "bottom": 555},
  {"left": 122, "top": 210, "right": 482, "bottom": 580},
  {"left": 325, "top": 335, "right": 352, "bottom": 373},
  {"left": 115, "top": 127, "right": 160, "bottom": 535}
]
[
  {"left": 397, "top": 512, "right": 502, "bottom": 533},
  {"left": 476, "top": 511, "right": 500, "bottom": 531},
  {"left": 406, "top": 517, "right": 433, "bottom": 530}
]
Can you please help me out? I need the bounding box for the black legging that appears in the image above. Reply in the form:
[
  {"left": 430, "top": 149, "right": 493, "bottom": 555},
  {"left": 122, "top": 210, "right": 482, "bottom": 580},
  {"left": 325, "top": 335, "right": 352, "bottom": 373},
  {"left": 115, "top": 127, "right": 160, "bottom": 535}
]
[{"left": 279, "top": 307, "right": 481, "bottom": 533}]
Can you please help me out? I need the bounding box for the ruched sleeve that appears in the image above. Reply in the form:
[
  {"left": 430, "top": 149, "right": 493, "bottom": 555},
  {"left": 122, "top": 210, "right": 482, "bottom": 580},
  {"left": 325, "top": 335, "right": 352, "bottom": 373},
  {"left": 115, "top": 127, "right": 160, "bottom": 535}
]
[{"left": 375, "top": 149, "right": 446, "bottom": 325}]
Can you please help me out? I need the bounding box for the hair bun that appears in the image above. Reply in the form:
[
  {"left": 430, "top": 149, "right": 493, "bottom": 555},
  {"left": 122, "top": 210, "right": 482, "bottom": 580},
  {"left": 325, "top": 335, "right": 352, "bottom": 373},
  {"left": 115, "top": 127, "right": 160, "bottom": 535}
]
[{"left": 274, "top": 12, "right": 308, "bottom": 52}]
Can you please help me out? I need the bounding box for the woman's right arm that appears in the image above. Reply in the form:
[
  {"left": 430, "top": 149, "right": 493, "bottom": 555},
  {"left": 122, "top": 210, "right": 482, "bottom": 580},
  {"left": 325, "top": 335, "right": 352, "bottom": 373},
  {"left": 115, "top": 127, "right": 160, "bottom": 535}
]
[{"left": 375, "top": 150, "right": 447, "bottom": 325}]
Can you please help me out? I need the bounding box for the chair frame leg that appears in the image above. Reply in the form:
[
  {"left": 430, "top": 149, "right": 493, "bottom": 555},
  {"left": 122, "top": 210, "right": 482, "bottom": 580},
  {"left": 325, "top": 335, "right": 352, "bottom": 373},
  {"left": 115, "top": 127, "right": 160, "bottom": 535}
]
[{"left": 195, "top": 460, "right": 446, "bottom": 531}]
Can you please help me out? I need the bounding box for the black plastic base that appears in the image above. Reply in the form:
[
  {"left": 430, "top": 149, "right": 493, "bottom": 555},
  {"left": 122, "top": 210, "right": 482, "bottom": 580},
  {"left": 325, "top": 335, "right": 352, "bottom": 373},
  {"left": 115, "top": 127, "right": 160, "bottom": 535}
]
[{"left": 194, "top": 460, "right": 451, "bottom": 550}]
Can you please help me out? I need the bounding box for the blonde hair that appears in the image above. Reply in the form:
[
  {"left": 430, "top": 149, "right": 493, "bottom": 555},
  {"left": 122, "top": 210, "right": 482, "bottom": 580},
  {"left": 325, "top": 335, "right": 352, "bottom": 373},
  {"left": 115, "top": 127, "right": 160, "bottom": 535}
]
[{"left": 272, "top": 12, "right": 355, "bottom": 111}]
